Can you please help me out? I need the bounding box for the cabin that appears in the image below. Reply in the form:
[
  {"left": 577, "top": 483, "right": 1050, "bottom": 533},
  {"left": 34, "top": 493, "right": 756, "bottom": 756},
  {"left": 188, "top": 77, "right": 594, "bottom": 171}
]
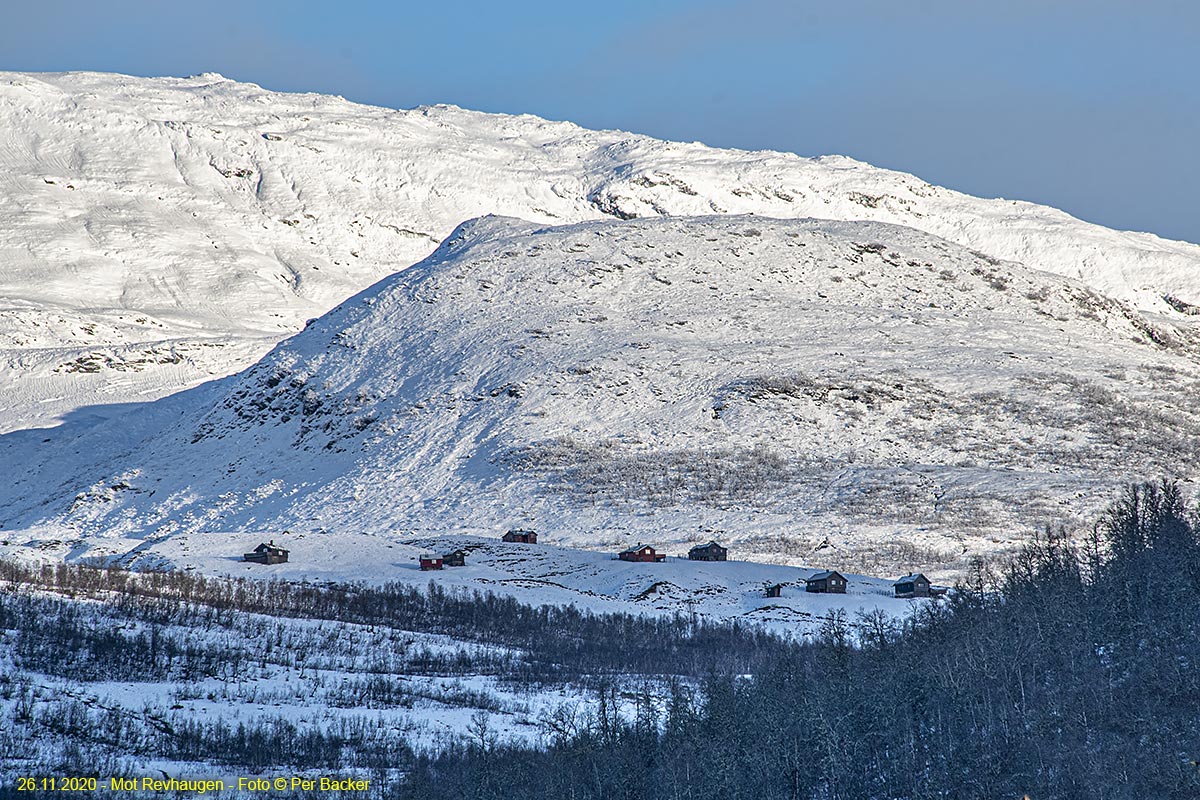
[
  {"left": 764, "top": 584, "right": 783, "bottom": 598},
  {"left": 805, "top": 570, "right": 847, "bottom": 594},
  {"left": 443, "top": 549, "right": 467, "bottom": 568},
  {"left": 419, "top": 555, "right": 444, "bottom": 571},
  {"left": 688, "top": 541, "right": 728, "bottom": 562},
  {"left": 894, "top": 573, "right": 932, "bottom": 598},
  {"left": 619, "top": 544, "right": 666, "bottom": 563},
  {"left": 502, "top": 528, "right": 538, "bottom": 544},
  {"left": 243, "top": 541, "right": 288, "bottom": 565}
]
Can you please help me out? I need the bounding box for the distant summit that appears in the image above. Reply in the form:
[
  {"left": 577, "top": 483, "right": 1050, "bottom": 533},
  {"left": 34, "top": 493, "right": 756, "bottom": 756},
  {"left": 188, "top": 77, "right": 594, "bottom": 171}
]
[{"left": 1, "top": 70, "right": 1199, "bottom": 432}]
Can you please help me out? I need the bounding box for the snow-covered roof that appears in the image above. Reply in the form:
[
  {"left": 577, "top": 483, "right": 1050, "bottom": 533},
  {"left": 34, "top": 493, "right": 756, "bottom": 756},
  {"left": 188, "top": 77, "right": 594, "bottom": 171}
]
[
  {"left": 621, "top": 544, "right": 655, "bottom": 554},
  {"left": 894, "top": 573, "right": 929, "bottom": 584}
]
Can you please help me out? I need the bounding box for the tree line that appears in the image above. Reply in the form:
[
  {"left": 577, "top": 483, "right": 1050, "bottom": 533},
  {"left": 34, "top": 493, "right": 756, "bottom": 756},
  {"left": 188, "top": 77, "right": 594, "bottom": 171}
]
[
  {"left": 399, "top": 481, "right": 1200, "bottom": 800},
  {"left": 0, "top": 559, "right": 794, "bottom": 684},
  {"left": 5, "top": 481, "right": 1196, "bottom": 798},
  {"left": 1, "top": 541, "right": 799, "bottom": 797}
]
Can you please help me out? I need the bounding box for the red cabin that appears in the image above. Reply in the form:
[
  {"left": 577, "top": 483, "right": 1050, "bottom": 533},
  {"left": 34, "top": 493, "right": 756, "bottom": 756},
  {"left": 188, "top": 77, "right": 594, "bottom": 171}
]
[
  {"left": 419, "top": 555, "right": 444, "bottom": 571},
  {"left": 618, "top": 544, "right": 666, "bottom": 563},
  {"left": 502, "top": 528, "right": 538, "bottom": 544}
]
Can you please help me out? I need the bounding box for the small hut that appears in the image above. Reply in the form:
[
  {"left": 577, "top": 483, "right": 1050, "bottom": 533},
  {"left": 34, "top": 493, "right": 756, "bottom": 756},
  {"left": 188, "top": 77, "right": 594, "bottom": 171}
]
[
  {"left": 894, "top": 573, "right": 932, "bottom": 598},
  {"left": 419, "top": 555, "right": 444, "bottom": 571},
  {"left": 243, "top": 541, "right": 289, "bottom": 565},
  {"left": 805, "top": 570, "right": 847, "bottom": 594},
  {"left": 443, "top": 549, "right": 467, "bottom": 568},
  {"left": 764, "top": 584, "right": 783, "bottom": 598},
  {"left": 688, "top": 541, "right": 728, "bottom": 562},
  {"left": 618, "top": 544, "right": 666, "bottom": 563},
  {"left": 502, "top": 529, "right": 538, "bottom": 544}
]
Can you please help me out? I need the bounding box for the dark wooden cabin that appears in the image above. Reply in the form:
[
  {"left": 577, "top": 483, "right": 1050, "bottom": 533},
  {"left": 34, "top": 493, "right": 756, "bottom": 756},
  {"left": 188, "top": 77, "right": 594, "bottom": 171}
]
[
  {"left": 805, "top": 570, "right": 847, "bottom": 594},
  {"left": 894, "top": 573, "right": 932, "bottom": 598},
  {"left": 243, "top": 541, "right": 289, "bottom": 565},
  {"left": 619, "top": 544, "right": 666, "bottom": 563},
  {"left": 443, "top": 549, "right": 467, "bottom": 567},
  {"left": 502, "top": 528, "right": 538, "bottom": 544},
  {"left": 419, "top": 555, "right": 444, "bottom": 571},
  {"left": 764, "top": 584, "right": 783, "bottom": 598},
  {"left": 688, "top": 541, "right": 728, "bottom": 562}
]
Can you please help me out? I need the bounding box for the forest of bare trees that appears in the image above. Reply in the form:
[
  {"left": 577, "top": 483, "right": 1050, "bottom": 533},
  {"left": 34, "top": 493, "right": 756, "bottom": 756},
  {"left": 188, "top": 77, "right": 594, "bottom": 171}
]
[
  {"left": 400, "top": 481, "right": 1200, "bottom": 800},
  {"left": 3, "top": 481, "right": 1197, "bottom": 799}
]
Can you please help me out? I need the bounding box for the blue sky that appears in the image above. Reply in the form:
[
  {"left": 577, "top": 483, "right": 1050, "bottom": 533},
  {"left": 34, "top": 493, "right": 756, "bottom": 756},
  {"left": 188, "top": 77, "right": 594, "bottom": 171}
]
[{"left": 4, "top": 0, "right": 1197, "bottom": 242}]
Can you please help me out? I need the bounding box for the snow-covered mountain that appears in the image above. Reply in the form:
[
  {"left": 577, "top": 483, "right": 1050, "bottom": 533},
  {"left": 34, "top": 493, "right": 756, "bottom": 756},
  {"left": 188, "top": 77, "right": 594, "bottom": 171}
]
[
  {"left": 5, "top": 215, "right": 1198, "bottom": 575},
  {"left": 3, "top": 71, "right": 1200, "bottom": 433}
]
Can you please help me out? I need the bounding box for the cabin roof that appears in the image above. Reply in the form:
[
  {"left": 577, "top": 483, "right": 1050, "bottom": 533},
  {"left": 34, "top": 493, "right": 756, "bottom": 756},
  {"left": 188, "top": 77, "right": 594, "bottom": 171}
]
[
  {"left": 894, "top": 573, "right": 929, "bottom": 584},
  {"left": 808, "top": 570, "right": 844, "bottom": 582},
  {"left": 620, "top": 543, "right": 655, "bottom": 554},
  {"left": 254, "top": 541, "right": 288, "bottom": 553},
  {"left": 689, "top": 540, "right": 724, "bottom": 551}
]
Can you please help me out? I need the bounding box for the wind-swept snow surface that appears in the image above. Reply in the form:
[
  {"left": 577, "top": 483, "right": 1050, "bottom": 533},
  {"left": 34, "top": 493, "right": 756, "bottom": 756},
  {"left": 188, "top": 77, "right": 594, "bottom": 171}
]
[
  {"left": 3, "top": 71, "right": 1200, "bottom": 430},
  {"left": 4, "top": 215, "right": 1198, "bottom": 573}
]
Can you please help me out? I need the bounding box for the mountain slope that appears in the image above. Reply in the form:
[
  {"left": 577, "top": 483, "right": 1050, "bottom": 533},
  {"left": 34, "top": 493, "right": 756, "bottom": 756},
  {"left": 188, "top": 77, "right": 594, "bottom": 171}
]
[
  {"left": 3, "top": 71, "right": 1200, "bottom": 430},
  {"left": 4, "top": 215, "right": 1198, "bottom": 574}
]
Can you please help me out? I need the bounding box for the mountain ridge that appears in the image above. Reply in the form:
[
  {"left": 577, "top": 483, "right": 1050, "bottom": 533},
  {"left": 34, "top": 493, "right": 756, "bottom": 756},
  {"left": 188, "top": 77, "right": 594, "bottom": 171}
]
[{"left": 3, "top": 70, "right": 1200, "bottom": 432}]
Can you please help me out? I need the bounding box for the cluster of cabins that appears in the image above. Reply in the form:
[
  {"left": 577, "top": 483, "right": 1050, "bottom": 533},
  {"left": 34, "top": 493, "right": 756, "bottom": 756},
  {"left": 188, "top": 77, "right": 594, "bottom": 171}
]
[
  {"left": 418, "top": 549, "right": 468, "bottom": 570},
  {"left": 242, "top": 533, "right": 943, "bottom": 599},
  {"left": 617, "top": 541, "right": 940, "bottom": 599},
  {"left": 620, "top": 541, "right": 724, "bottom": 562},
  {"left": 532, "top": 536, "right": 942, "bottom": 599},
  {"left": 763, "top": 570, "right": 845, "bottom": 598},
  {"left": 764, "top": 571, "right": 943, "bottom": 599},
  {"left": 418, "top": 528, "right": 536, "bottom": 570},
  {"left": 416, "top": 535, "right": 689, "bottom": 570}
]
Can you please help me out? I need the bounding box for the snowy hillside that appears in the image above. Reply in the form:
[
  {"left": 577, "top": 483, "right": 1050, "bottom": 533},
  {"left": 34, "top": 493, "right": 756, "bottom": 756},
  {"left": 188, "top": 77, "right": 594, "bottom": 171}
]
[
  {"left": 2, "top": 548, "right": 891, "bottom": 782},
  {"left": 4, "top": 215, "right": 1198, "bottom": 574},
  {"left": 118, "top": 531, "right": 919, "bottom": 634},
  {"left": 3, "top": 71, "right": 1200, "bottom": 431}
]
